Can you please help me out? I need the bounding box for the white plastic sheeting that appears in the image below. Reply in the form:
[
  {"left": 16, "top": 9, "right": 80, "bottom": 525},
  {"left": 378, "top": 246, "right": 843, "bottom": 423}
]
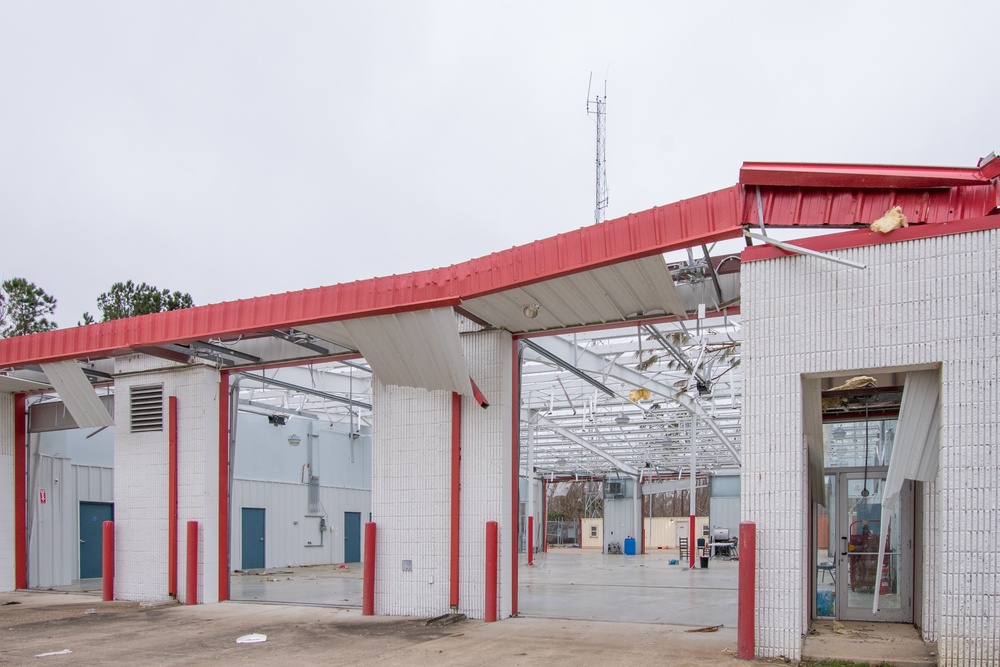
[{"left": 874, "top": 368, "right": 940, "bottom": 613}]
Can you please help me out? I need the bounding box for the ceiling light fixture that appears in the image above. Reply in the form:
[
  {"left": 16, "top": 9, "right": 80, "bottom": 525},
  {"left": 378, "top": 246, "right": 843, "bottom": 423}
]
[
  {"left": 522, "top": 303, "right": 540, "bottom": 319},
  {"left": 287, "top": 434, "right": 301, "bottom": 447}
]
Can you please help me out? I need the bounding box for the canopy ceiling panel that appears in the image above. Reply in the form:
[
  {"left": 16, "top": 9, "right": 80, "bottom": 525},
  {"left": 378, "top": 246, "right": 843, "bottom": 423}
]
[
  {"left": 460, "top": 255, "right": 686, "bottom": 333},
  {"left": 0, "top": 375, "right": 51, "bottom": 393},
  {"left": 338, "top": 308, "right": 473, "bottom": 396},
  {"left": 295, "top": 321, "right": 356, "bottom": 352},
  {"left": 39, "top": 360, "right": 114, "bottom": 429}
]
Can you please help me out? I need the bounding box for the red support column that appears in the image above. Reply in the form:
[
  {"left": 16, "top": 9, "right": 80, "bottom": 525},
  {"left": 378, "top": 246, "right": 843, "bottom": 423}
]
[
  {"left": 737, "top": 521, "right": 756, "bottom": 660},
  {"left": 186, "top": 521, "right": 198, "bottom": 605},
  {"left": 102, "top": 520, "right": 114, "bottom": 601},
  {"left": 450, "top": 393, "right": 461, "bottom": 609},
  {"left": 485, "top": 521, "right": 498, "bottom": 622},
  {"left": 541, "top": 480, "right": 548, "bottom": 553},
  {"left": 168, "top": 396, "right": 178, "bottom": 597},
  {"left": 363, "top": 522, "right": 376, "bottom": 615},
  {"left": 13, "top": 394, "right": 26, "bottom": 590},
  {"left": 527, "top": 516, "right": 534, "bottom": 566},
  {"left": 510, "top": 339, "right": 520, "bottom": 617},
  {"left": 689, "top": 514, "right": 696, "bottom": 569},
  {"left": 217, "top": 373, "right": 230, "bottom": 602}
]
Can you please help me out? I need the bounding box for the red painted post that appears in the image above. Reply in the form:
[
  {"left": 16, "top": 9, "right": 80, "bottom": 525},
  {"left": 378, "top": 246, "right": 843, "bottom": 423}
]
[
  {"left": 186, "top": 521, "right": 198, "bottom": 605},
  {"left": 217, "top": 372, "right": 230, "bottom": 602},
  {"left": 527, "top": 516, "right": 534, "bottom": 566},
  {"left": 689, "top": 514, "right": 696, "bottom": 568},
  {"left": 485, "top": 521, "right": 498, "bottom": 622},
  {"left": 102, "top": 521, "right": 114, "bottom": 601},
  {"left": 737, "top": 521, "right": 756, "bottom": 660},
  {"left": 363, "top": 522, "right": 376, "bottom": 615}
]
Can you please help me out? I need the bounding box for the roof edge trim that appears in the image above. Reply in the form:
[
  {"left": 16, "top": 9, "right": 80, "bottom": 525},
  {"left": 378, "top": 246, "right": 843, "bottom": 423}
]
[{"left": 741, "top": 214, "right": 1000, "bottom": 263}]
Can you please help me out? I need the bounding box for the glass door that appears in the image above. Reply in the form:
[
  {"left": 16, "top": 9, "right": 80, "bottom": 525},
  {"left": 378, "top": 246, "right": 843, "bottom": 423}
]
[{"left": 835, "top": 472, "right": 912, "bottom": 622}]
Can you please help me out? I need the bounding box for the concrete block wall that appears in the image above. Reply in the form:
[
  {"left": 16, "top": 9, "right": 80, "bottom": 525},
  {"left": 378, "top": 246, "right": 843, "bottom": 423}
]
[
  {"left": 371, "top": 381, "right": 451, "bottom": 615},
  {"left": 371, "top": 329, "right": 512, "bottom": 620},
  {"left": 113, "top": 357, "right": 220, "bottom": 604},
  {"left": 457, "top": 330, "right": 512, "bottom": 619},
  {"left": 0, "top": 393, "right": 13, "bottom": 591},
  {"left": 742, "top": 229, "right": 1000, "bottom": 665}
]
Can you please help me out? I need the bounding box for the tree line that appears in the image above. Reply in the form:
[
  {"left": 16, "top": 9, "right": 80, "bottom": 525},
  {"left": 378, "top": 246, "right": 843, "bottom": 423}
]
[{"left": 0, "top": 278, "right": 194, "bottom": 338}]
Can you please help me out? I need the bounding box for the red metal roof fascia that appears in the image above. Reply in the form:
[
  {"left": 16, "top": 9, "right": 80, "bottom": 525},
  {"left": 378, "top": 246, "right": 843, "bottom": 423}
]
[
  {"left": 743, "top": 183, "right": 999, "bottom": 228},
  {"left": 740, "top": 161, "right": 997, "bottom": 189},
  {"left": 741, "top": 214, "right": 1000, "bottom": 263},
  {"left": 453, "top": 185, "right": 745, "bottom": 299},
  {"left": 0, "top": 292, "right": 461, "bottom": 368},
  {"left": 0, "top": 187, "right": 745, "bottom": 369}
]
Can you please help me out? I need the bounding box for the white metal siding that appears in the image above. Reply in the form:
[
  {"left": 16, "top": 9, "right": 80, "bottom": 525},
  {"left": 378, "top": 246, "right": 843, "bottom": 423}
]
[
  {"left": 27, "top": 462, "right": 113, "bottom": 588},
  {"left": 230, "top": 479, "right": 370, "bottom": 569},
  {"left": 0, "top": 393, "right": 12, "bottom": 591},
  {"left": 742, "top": 229, "right": 1000, "bottom": 664}
]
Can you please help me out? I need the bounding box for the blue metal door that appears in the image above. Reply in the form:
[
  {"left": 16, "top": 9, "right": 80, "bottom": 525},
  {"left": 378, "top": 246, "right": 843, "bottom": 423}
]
[
  {"left": 79, "top": 502, "right": 113, "bottom": 579},
  {"left": 241, "top": 508, "right": 266, "bottom": 570},
  {"left": 344, "top": 512, "right": 361, "bottom": 563}
]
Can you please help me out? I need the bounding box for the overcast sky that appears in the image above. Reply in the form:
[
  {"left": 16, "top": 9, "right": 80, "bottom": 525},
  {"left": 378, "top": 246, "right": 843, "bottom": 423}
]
[{"left": 1, "top": 2, "right": 997, "bottom": 327}]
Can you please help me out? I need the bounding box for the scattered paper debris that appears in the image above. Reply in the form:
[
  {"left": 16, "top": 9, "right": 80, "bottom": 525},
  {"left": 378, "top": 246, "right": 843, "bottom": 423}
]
[
  {"left": 236, "top": 633, "right": 267, "bottom": 644},
  {"left": 870, "top": 205, "right": 908, "bottom": 233},
  {"left": 35, "top": 649, "right": 72, "bottom": 657},
  {"left": 84, "top": 608, "right": 97, "bottom": 615},
  {"left": 685, "top": 625, "right": 723, "bottom": 633},
  {"left": 832, "top": 620, "right": 850, "bottom": 635}
]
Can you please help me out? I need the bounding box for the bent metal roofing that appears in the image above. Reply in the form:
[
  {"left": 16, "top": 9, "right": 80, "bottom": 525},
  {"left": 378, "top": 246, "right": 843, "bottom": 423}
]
[{"left": 0, "top": 158, "right": 996, "bottom": 371}]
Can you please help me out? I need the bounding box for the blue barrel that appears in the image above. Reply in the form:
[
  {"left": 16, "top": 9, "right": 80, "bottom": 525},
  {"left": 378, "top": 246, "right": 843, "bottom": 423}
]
[{"left": 623, "top": 538, "right": 636, "bottom": 555}]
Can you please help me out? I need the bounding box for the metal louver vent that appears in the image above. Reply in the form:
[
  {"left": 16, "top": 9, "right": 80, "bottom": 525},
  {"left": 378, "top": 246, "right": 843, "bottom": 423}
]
[{"left": 130, "top": 384, "right": 164, "bottom": 433}]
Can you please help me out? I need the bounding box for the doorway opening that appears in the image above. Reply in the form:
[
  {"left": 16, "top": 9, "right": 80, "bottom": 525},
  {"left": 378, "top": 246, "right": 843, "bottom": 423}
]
[{"left": 811, "top": 374, "right": 918, "bottom": 624}]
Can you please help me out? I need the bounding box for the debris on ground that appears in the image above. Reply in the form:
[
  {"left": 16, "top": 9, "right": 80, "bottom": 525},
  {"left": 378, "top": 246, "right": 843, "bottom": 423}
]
[
  {"left": 426, "top": 613, "right": 467, "bottom": 627},
  {"left": 236, "top": 633, "right": 267, "bottom": 644},
  {"left": 685, "top": 625, "right": 723, "bottom": 633},
  {"left": 870, "top": 205, "right": 908, "bottom": 233},
  {"left": 3, "top": 601, "right": 21, "bottom": 605},
  {"left": 85, "top": 608, "right": 97, "bottom": 615},
  {"left": 35, "top": 649, "right": 72, "bottom": 657}
]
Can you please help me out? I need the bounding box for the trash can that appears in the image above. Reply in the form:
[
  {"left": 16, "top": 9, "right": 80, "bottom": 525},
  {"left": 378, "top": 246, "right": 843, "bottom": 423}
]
[
  {"left": 623, "top": 538, "right": 636, "bottom": 555},
  {"left": 697, "top": 538, "right": 708, "bottom": 568}
]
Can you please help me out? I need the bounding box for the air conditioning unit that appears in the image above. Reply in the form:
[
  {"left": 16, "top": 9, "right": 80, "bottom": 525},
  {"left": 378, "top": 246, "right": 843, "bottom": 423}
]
[{"left": 605, "top": 480, "right": 625, "bottom": 498}]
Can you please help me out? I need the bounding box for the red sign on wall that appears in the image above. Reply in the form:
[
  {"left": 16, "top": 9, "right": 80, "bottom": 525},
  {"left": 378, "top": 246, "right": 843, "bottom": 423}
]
[{"left": 39, "top": 489, "right": 46, "bottom": 504}]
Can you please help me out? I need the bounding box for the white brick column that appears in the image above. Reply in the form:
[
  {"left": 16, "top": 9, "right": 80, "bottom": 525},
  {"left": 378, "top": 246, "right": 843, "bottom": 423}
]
[
  {"left": 371, "top": 329, "right": 512, "bottom": 619},
  {"left": 113, "top": 357, "right": 221, "bottom": 604}
]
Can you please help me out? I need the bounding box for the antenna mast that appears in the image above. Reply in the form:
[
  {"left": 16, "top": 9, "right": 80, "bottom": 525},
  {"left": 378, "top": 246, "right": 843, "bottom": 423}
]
[{"left": 587, "top": 73, "right": 608, "bottom": 224}]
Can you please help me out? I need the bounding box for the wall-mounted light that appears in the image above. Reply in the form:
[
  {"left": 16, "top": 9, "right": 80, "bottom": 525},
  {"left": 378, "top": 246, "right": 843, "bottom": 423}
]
[
  {"left": 287, "top": 434, "right": 301, "bottom": 447},
  {"left": 522, "top": 303, "right": 540, "bottom": 319}
]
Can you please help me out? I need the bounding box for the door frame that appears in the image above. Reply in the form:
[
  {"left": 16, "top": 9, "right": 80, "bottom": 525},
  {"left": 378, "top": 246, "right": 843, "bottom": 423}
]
[
  {"left": 240, "top": 507, "right": 266, "bottom": 570},
  {"left": 824, "top": 467, "right": 913, "bottom": 623},
  {"left": 79, "top": 501, "right": 114, "bottom": 580}
]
